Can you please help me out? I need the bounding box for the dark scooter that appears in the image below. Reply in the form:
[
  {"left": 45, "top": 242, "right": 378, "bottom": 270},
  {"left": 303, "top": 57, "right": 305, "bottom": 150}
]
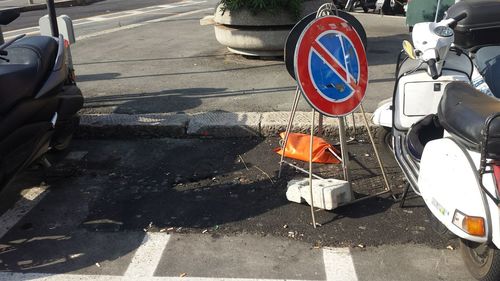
[{"left": 0, "top": 1, "right": 83, "bottom": 191}]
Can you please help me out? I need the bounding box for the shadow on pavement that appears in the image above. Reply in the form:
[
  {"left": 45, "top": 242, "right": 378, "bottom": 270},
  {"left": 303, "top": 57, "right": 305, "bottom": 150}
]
[
  {"left": 366, "top": 33, "right": 410, "bottom": 66},
  {"left": 82, "top": 86, "right": 296, "bottom": 114},
  {"left": 74, "top": 54, "right": 229, "bottom": 66},
  {"left": 76, "top": 63, "right": 283, "bottom": 82}
]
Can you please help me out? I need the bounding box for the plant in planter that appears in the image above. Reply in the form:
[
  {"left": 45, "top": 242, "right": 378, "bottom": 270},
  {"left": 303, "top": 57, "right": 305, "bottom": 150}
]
[
  {"left": 219, "top": 0, "right": 303, "bottom": 19},
  {"left": 212, "top": 0, "right": 329, "bottom": 56}
]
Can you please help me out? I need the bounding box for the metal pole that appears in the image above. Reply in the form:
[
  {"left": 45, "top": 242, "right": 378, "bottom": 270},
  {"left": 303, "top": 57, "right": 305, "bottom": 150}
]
[
  {"left": 359, "top": 104, "right": 392, "bottom": 194},
  {"left": 46, "top": 0, "right": 59, "bottom": 37},
  {"left": 318, "top": 114, "right": 324, "bottom": 136},
  {"left": 350, "top": 112, "right": 357, "bottom": 141},
  {"left": 339, "top": 116, "right": 354, "bottom": 200},
  {"left": 338, "top": 117, "right": 350, "bottom": 183},
  {"left": 435, "top": 0, "right": 442, "bottom": 22},
  {"left": 281, "top": 160, "right": 325, "bottom": 180},
  {"left": 278, "top": 87, "right": 301, "bottom": 178},
  {"left": 309, "top": 109, "right": 317, "bottom": 229}
]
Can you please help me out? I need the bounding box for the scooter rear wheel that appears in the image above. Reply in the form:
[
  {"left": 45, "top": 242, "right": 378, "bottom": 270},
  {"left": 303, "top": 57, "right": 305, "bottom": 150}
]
[{"left": 460, "top": 239, "right": 500, "bottom": 281}]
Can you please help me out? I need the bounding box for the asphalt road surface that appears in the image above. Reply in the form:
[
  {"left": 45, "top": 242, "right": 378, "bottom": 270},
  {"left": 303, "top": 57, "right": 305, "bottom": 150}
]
[
  {"left": 0, "top": 1, "right": 471, "bottom": 280},
  {"left": 4, "top": 0, "right": 409, "bottom": 114},
  {"left": 2, "top": 0, "right": 183, "bottom": 31},
  {"left": 0, "top": 138, "right": 474, "bottom": 281}
]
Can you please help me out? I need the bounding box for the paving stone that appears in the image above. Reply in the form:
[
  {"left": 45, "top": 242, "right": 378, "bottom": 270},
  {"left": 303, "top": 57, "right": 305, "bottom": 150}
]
[
  {"left": 187, "top": 112, "right": 261, "bottom": 137},
  {"left": 78, "top": 113, "right": 189, "bottom": 138}
]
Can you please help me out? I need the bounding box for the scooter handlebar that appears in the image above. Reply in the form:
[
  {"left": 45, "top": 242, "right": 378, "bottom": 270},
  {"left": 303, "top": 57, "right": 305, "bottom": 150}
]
[
  {"left": 0, "top": 34, "right": 25, "bottom": 52},
  {"left": 453, "top": 12, "right": 467, "bottom": 22},
  {"left": 428, "top": 59, "right": 439, "bottom": 80},
  {"left": 449, "top": 12, "right": 467, "bottom": 28}
]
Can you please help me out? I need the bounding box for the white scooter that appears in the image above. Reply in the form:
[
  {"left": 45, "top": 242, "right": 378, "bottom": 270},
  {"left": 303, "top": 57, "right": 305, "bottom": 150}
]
[
  {"left": 372, "top": 1, "right": 500, "bottom": 280},
  {"left": 374, "top": 0, "right": 500, "bottom": 139}
]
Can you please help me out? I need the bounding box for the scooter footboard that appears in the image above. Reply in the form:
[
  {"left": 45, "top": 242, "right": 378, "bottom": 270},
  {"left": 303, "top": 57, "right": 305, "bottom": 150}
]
[{"left": 419, "top": 138, "right": 494, "bottom": 243}]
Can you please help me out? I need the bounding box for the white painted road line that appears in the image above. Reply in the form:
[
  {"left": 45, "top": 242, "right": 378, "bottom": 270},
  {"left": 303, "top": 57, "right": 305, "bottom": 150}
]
[
  {"left": 0, "top": 186, "right": 48, "bottom": 239},
  {"left": 323, "top": 248, "right": 358, "bottom": 281},
  {"left": 71, "top": 1, "right": 204, "bottom": 26},
  {"left": 0, "top": 273, "right": 323, "bottom": 281},
  {"left": 124, "top": 233, "right": 171, "bottom": 277},
  {"left": 75, "top": 8, "right": 213, "bottom": 41}
]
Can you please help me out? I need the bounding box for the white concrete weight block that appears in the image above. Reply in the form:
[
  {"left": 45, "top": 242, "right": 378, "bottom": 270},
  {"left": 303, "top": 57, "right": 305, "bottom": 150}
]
[
  {"left": 286, "top": 178, "right": 305, "bottom": 204},
  {"left": 286, "top": 178, "right": 352, "bottom": 210}
]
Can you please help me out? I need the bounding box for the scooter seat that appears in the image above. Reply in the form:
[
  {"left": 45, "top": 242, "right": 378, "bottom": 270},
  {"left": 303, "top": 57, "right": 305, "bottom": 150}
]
[
  {"left": 0, "top": 36, "right": 58, "bottom": 114},
  {"left": 407, "top": 114, "right": 444, "bottom": 161},
  {"left": 438, "top": 82, "right": 500, "bottom": 158}
]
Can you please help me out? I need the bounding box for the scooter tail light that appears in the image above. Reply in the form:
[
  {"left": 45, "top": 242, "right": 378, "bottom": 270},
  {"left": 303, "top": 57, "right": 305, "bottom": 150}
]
[{"left": 452, "top": 210, "right": 486, "bottom": 237}]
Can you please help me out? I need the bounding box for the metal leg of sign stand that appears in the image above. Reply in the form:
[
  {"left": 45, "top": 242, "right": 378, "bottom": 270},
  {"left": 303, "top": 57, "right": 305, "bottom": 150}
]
[
  {"left": 360, "top": 104, "right": 392, "bottom": 194},
  {"left": 341, "top": 104, "right": 395, "bottom": 206},
  {"left": 318, "top": 114, "right": 324, "bottom": 136},
  {"left": 338, "top": 116, "right": 354, "bottom": 200},
  {"left": 278, "top": 87, "right": 301, "bottom": 178},
  {"left": 278, "top": 88, "right": 325, "bottom": 182},
  {"left": 338, "top": 117, "right": 351, "bottom": 183},
  {"left": 399, "top": 183, "right": 411, "bottom": 208},
  {"left": 333, "top": 104, "right": 395, "bottom": 207},
  {"left": 309, "top": 109, "right": 317, "bottom": 229},
  {"left": 348, "top": 112, "right": 358, "bottom": 142}
]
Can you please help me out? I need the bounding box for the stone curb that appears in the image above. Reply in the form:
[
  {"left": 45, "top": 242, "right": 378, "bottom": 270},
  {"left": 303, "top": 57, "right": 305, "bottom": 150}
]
[
  {"left": 19, "top": 0, "right": 104, "bottom": 12},
  {"left": 77, "top": 112, "right": 375, "bottom": 139}
]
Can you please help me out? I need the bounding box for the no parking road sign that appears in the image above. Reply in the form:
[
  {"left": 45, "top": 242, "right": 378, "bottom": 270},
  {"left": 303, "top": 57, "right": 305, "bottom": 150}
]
[{"left": 294, "top": 15, "right": 368, "bottom": 117}]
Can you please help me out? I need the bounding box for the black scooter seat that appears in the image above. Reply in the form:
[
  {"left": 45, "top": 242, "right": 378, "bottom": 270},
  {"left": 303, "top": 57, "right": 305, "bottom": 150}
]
[
  {"left": 438, "top": 82, "right": 500, "bottom": 158},
  {"left": 0, "top": 36, "right": 58, "bottom": 114}
]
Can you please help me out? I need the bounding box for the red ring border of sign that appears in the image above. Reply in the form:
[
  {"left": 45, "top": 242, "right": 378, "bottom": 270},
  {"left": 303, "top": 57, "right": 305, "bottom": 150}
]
[{"left": 294, "top": 15, "right": 368, "bottom": 117}]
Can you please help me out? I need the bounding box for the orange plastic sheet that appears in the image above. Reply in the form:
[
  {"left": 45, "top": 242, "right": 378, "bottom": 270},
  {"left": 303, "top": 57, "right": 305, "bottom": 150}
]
[{"left": 274, "top": 132, "right": 341, "bottom": 164}]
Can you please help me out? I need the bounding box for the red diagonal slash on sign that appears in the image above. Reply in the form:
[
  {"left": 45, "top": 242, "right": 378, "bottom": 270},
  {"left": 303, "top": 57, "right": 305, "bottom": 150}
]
[{"left": 311, "top": 39, "right": 359, "bottom": 92}]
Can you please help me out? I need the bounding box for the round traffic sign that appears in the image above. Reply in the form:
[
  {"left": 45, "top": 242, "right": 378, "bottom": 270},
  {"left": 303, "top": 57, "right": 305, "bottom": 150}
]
[
  {"left": 284, "top": 11, "right": 368, "bottom": 80},
  {"left": 294, "top": 15, "right": 368, "bottom": 117}
]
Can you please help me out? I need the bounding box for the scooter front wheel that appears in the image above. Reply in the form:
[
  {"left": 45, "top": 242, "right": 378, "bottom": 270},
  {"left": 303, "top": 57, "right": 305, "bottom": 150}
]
[
  {"left": 460, "top": 239, "right": 500, "bottom": 281},
  {"left": 374, "top": 126, "right": 393, "bottom": 154}
]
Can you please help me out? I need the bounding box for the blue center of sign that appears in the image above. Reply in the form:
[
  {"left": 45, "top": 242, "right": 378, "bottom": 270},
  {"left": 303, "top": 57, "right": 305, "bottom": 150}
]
[{"left": 309, "top": 32, "right": 360, "bottom": 102}]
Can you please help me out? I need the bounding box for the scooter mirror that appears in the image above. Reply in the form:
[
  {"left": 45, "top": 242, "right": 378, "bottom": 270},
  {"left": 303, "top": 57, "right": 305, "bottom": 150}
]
[{"left": 402, "top": 40, "right": 416, "bottom": 60}]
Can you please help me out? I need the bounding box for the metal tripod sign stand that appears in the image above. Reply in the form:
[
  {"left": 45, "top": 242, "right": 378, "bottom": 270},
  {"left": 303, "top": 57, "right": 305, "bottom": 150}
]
[{"left": 279, "top": 4, "right": 394, "bottom": 228}]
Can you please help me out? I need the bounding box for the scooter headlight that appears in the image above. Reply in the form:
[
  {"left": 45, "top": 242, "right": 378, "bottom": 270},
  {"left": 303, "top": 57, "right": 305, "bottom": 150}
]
[{"left": 433, "top": 26, "right": 454, "bottom": 37}]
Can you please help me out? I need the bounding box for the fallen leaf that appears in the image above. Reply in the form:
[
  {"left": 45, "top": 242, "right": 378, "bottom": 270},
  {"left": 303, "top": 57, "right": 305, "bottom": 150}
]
[{"left": 180, "top": 272, "right": 187, "bottom": 277}]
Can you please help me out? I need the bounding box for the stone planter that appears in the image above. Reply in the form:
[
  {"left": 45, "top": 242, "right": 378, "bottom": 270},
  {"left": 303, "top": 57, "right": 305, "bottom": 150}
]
[{"left": 213, "top": 1, "right": 329, "bottom": 56}]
